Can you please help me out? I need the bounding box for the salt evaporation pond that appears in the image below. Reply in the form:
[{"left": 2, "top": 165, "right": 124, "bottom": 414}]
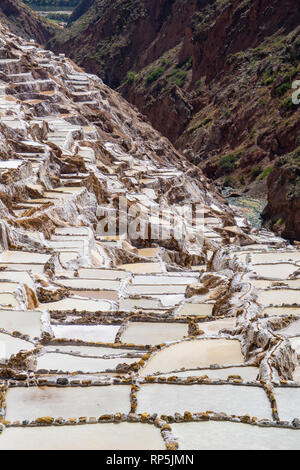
[
  {"left": 0, "top": 423, "right": 165, "bottom": 450},
  {"left": 176, "top": 303, "right": 214, "bottom": 317},
  {"left": 279, "top": 319, "right": 300, "bottom": 336},
  {"left": 136, "top": 384, "right": 272, "bottom": 419},
  {"left": 0, "top": 309, "right": 42, "bottom": 338},
  {"left": 0, "top": 332, "right": 33, "bottom": 360},
  {"left": 251, "top": 280, "right": 300, "bottom": 289},
  {"left": 5, "top": 386, "right": 131, "bottom": 421},
  {"left": 0, "top": 293, "right": 19, "bottom": 308},
  {"left": 78, "top": 268, "right": 129, "bottom": 280},
  {"left": 160, "top": 366, "right": 259, "bottom": 381},
  {"left": 40, "top": 298, "right": 113, "bottom": 312},
  {"left": 198, "top": 318, "right": 236, "bottom": 335},
  {"left": 263, "top": 307, "right": 300, "bottom": 316},
  {"left": 172, "top": 421, "right": 300, "bottom": 450},
  {"left": 238, "top": 252, "right": 300, "bottom": 264},
  {"left": 43, "top": 345, "right": 142, "bottom": 356},
  {"left": 140, "top": 339, "right": 243, "bottom": 376},
  {"left": 36, "top": 353, "right": 137, "bottom": 373},
  {"left": 258, "top": 290, "right": 300, "bottom": 306},
  {"left": 52, "top": 325, "right": 120, "bottom": 343},
  {"left": 289, "top": 338, "right": 300, "bottom": 355},
  {"left": 274, "top": 387, "right": 300, "bottom": 422},
  {"left": 132, "top": 275, "right": 198, "bottom": 285},
  {"left": 0, "top": 251, "right": 51, "bottom": 264},
  {"left": 57, "top": 279, "right": 121, "bottom": 290},
  {"left": 252, "top": 264, "right": 298, "bottom": 279},
  {"left": 121, "top": 322, "right": 188, "bottom": 345}
]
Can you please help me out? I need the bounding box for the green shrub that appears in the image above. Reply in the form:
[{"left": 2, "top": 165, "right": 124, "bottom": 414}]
[
  {"left": 127, "top": 71, "right": 136, "bottom": 84},
  {"left": 218, "top": 153, "right": 241, "bottom": 172},
  {"left": 146, "top": 66, "right": 165, "bottom": 84},
  {"left": 258, "top": 166, "right": 274, "bottom": 180},
  {"left": 251, "top": 166, "right": 261, "bottom": 179},
  {"left": 281, "top": 97, "right": 296, "bottom": 113}
]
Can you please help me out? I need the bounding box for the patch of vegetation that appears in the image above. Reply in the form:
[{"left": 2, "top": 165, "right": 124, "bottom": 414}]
[
  {"left": 189, "top": 117, "right": 212, "bottom": 133},
  {"left": 146, "top": 66, "right": 165, "bottom": 84},
  {"left": 281, "top": 96, "right": 298, "bottom": 114},
  {"left": 274, "top": 82, "right": 291, "bottom": 97},
  {"left": 251, "top": 166, "right": 262, "bottom": 179},
  {"left": 126, "top": 71, "right": 136, "bottom": 84},
  {"left": 258, "top": 166, "right": 274, "bottom": 181},
  {"left": 287, "top": 176, "right": 300, "bottom": 200},
  {"left": 224, "top": 175, "right": 234, "bottom": 187},
  {"left": 218, "top": 152, "right": 241, "bottom": 173}
]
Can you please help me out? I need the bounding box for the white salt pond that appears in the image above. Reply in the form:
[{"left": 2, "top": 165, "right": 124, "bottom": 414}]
[
  {"left": 136, "top": 384, "right": 272, "bottom": 419},
  {"left": 279, "top": 319, "right": 300, "bottom": 336},
  {"left": 290, "top": 338, "right": 300, "bottom": 355},
  {"left": 258, "top": 290, "right": 300, "bottom": 306},
  {"left": 57, "top": 279, "right": 121, "bottom": 290},
  {"left": 77, "top": 268, "right": 129, "bottom": 280},
  {"left": 0, "top": 423, "right": 165, "bottom": 450},
  {"left": 40, "top": 298, "right": 113, "bottom": 312},
  {"left": 263, "top": 307, "right": 300, "bottom": 316},
  {"left": 0, "top": 332, "right": 33, "bottom": 360},
  {"left": 0, "top": 293, "right": 19, "bottom": 308},
  {"left": 0, "top": 271, "right": 35, "bottom": 289},
  {"left": 251, "top": 280, "right": 300, "bottom": 289},
  {"left": 0, "top": 309, "right": 42, "bottom": 338},
  {"left": 128, "top": 285, "right": 186, "bottom": 295},
  {"left": 176, "top": 303, "right": 214, "bottom": 317},
  {"left": 52, "top": 325, "right": 120, "bottom": 343},
  {"left": 0, "top": 251, "right": 51, "bottom": 264},
  {"left": 0, "top": 263, "right": 44, "bottom": 273},
  {"left": 239, "top": 252, "right": 300, "bottom": 264},
  {"left": 132, "top": 275, "right": 198, "bottom": 285},
  {"left": 119, "top": 298, "right": 161, "bottom": 311},
  {"left": 198, "top": 318, "right": 236, "bottom": 335},
  {"left": 119, "top": 263, "right": 164, "bottom": 274},
  {"left": 252, "top": 264, "right": 298, "bottom": 279},
  {"left": 159, "top": 366, "right": 258, "bottom": 381},
  {"left": 140, "top": 339, "right": 243, "bottom": 376},
  {"left": 36, "top": 353, "right": 137, "bottom": 373},
  {"left": 121, "top": 322, "right": 188, "bottom": 345},
  {"left": 5, "top": 386, "right": 131, "bottom": 422},
  {"left": 172, "top": 421, "right": 300, "bottom": 450},
  {"left": 274, "top": 387, "right": 300, "bottom": 422},
  {"left": 43, "top": 345, "right": 142, "bottom": 356}
]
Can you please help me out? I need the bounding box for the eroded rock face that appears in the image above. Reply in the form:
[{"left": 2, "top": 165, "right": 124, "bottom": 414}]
[
  {"left": 0, "top": 20, "right": 299, "bottom": 447},
  {"left": 49, "top": 0, "right": 300, "bottom": 240}
]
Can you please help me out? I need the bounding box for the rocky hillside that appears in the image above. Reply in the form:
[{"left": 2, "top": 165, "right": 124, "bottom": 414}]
[
  {"left": 48, "top": 0, "right": 300, "bottom": 240},
  {"left": 0, "top": 0, "right": 57, "bottom": 43}
]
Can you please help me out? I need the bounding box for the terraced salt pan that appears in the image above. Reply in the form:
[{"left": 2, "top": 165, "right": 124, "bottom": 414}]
[
  {"left": 137, "top": 248, "right": 160, "bottom": 257},
  {"left": 121, "top": 322, "right": 188, "bottom": 345},
  {"left": 0, "top": 332, "right": 33, "bottom": 360},
  {"left": 0, "top": 271, "right": 35, "bottom": 289},
  {"left": 119, "top": 298, "right": 162, "bottom": 310},
  {"left": 144, "top": 294, "right": 185, "bottom": 307},
  {"left": 198, "top": 318, "right": 236, "bottom": 335},
  {"left": 118, "top": 263, "right": 164, "bottom": 274},
  {"left": 258, "top": 290, "right": 300, "bottom": 306},
  {"left": 5, "top": 386, "right": 131, "bottom": 422},
  {"left": 160, "top": 366, "right": 258, "bottom": 381},
  {"left": 128, "top": 285, "right": 186, "bottom": 295},
  {"left": 240, "top": 252, "right": 300, "bottom": 264},
  {"left": 176, "top": 303, "right": 214, "bottom": 317},
  {"left": 54, "top": 227, "right": 91, "bottom": 236},
  {"left": 252, "top": 264, "right": 298, "bottom": 279},
  {"left": 137, "top": 384, "right": 272, "bottom": 419},
  {"left": 0, "top": 293, "right": 20, "bottom": 308},
  {"left": 172, "top": 422, "right": 300, "bottom": 450},
  {"left": 44, "top": 345, "right": 142, "bottom": 356},
  {"left": 36, "top": 353, "right": 137, "bottom": 373},
  {"left": 57, "top": 279, "right": 121, "bottom": 290},
  {"left": 0, "top": 251, "right": 51, "bottom": 264},
  {"left": 274, "top": 387, "right": 300, "bottom": 422},
  {"left": 70, "top": 290, "right": 118, "bottom": 301},
  {"left": 140, "top": 339, "right": 243, "bottom": 376},
  {"left": 251, "top": 280, "right": 300, "bottom": 289},
  {"left": 52, "top": 325, "right": 120, "bottom": 343},
  {"left": 0, "top": 282, "right": 18, "bottom": 292},
  {"left": 0, "top": 309, "right": 42, "bottom": 338},
  {"left": 0, "top": 423, "right": 165, "bottom": 450},
  {"left": 279, "top": 319, "right": 300, "bottom": 336},
  {"left": 77, "top": 268, "right": 129, "bottom": 280},
  {"left": 263, "top": 307, "right": 300, "bottom": 316},
  {"left": 39, "top": 298, "right": 113, "bottom": 312},
  {"left": 132, "top": 275, "right": 198, "bottom": 285},
  {"left": 290, "top": 338, "right": 300, "bottom": 355}
]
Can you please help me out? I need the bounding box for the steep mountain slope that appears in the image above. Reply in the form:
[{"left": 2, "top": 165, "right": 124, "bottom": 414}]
[
  {"left": 0, "top": 0, "right": 57, "bottom": 43},
  {"left": 49, "top": 0, "right": 300, "bottom": 240}
]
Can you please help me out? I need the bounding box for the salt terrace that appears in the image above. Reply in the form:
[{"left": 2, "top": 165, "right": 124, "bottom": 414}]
[{"left": 0, "top": 22, "right": 299, "bottom": 450}]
